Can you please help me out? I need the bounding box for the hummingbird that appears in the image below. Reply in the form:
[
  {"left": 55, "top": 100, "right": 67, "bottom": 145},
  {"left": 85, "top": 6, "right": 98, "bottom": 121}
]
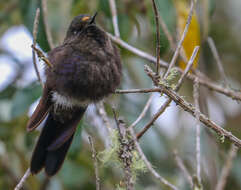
[{"left": 27, "top": 13, "right": 122, "bottom": 176}]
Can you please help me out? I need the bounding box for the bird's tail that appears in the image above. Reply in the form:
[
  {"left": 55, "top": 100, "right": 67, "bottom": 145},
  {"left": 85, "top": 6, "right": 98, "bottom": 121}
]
[{"left": 30, "top": 107, "right": 86, "bottom": 176}]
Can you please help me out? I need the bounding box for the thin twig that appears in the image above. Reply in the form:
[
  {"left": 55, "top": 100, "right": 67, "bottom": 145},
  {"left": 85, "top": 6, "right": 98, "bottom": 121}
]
[
  {"left": 14, "top": 168, "right": 31, "bottom": 190},
  {"left": 136, "top": 46, "right": 199, "bottom": 139},
  {"left": 164, "top": 0, "right": 196, "bottom": 79},
  {"left": 129, "top": 128, "right": 179, "bottom": 190},
  {"left": 88, "top": 136, "right": 101, "bottom": 190},
  {"left": 173, "top": 150, "right": 193, "bottom": 188},
  {"left": 128, "top": 94, "right": 154, "bottom": 130},
  {"left": 207, "top": 37, "right": 229, "bottom": 87},
  {"left": 108, "top": 33, "right": 241, "bottom": 101},
  {"left": 41, "top": 0, "right": 54, "bottom": 49},
  {"left": 215, "top": 144, "right": 238, "bottom": 190},
  {"left": 175, "top": 46, "right": 199, "bottom": 91},
  {"left": 116, "top": 88, "right": 159, "bottom": 94},
  {"left": 151, "top": 0, "right": 161, "bottom": 75},
  {"left": 108, "top": 0, "right": 120, "bottom": 37},
  {"left": 32, "top": 8, "right": 43, "bottom": 88},
  {"left": 194, "top": 78, "right": 202, "bottom": 185}
]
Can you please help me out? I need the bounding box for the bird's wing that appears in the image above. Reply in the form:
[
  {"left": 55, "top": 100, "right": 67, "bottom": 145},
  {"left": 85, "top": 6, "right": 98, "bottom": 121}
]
[{"left": 27, "top": 85, "right": 52, "bottom": 132}]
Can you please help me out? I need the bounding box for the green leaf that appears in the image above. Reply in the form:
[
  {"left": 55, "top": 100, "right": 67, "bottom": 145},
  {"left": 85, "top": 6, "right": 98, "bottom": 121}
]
[
  {"left": 11, "top": 82, "right": 42, "bottom": 118},
  {"left": 19, "top": 0, "right": 50, "bottom": 52}
]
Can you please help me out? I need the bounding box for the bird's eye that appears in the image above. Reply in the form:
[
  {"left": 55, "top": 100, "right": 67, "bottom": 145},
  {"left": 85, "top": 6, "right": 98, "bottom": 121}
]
[{"left": 73, "top": 30, "right": 78, "bottom": 35}]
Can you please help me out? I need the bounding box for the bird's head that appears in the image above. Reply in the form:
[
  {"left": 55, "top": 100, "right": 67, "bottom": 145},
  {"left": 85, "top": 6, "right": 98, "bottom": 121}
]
[{"left": 65, "top": 13, "right": 98, "bottom": 40}]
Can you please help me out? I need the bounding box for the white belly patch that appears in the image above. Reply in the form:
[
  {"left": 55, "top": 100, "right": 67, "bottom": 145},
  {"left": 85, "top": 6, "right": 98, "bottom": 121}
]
[{"left": 52, "top": 91, "right": 90, "bottom": 108}]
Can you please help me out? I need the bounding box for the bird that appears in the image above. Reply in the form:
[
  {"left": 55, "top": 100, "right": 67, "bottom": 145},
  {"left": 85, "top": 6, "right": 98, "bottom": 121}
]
[{"left": 27, "top": 13, "right": 122, "bottom": 176}]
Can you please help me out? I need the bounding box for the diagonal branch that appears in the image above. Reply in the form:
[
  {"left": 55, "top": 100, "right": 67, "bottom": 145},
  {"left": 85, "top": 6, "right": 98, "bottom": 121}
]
[
  {"left": 143, "top": 65, "right": 241, "bottom": 148},
  {"left": 14, "top": 169, "right": 31, "bottom": 190}
]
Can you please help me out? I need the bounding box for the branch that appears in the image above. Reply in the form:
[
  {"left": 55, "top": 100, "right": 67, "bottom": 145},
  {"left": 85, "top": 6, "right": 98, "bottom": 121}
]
[
  {"left": 88, "top": 136, "right": 101, "bottom": 190},
  {"left": 175, "top": 47, "right": 199, "bottom": 91},
  {"left": 107, "top": 33, "right": 168, "bottom": 67},
  {"left": 143, "top": 65, "right": 241, "bottom": 148},
  {"left": 14, "top": 168, "right": 31, "bottom": 190}
]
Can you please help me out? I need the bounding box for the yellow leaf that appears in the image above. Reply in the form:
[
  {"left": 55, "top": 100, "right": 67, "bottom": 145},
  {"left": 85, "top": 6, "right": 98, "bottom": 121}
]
[{"left": 175, "top": 0, "right": 201, "bottom": 70}]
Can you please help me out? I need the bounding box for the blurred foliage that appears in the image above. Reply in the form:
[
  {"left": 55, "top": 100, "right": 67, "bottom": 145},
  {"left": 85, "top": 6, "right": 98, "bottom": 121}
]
[{"left": 0, "top": 0, "right": 241, "bottom": 190}]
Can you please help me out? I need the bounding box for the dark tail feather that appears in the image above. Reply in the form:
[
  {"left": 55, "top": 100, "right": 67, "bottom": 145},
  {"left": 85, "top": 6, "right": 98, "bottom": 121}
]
[
  {"left": 30, "top": 107, "right": 86, "bottom": 176},
  {"left": 45, "top": 135, "right": 74, "bottom": 176},
  {"left": 30, "top": 113, "right": 58, "bottom": 174}
]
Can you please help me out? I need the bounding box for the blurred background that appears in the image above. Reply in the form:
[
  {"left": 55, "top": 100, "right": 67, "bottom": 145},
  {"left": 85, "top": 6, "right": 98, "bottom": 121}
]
[{"left": 0, "top": 0, "right": 241, "bottom": 189}]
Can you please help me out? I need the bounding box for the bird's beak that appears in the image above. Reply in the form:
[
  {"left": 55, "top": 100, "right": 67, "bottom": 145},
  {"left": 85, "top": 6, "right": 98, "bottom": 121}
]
[{"left": 89, "top": 12, "right": 98, "bottom": 24}]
